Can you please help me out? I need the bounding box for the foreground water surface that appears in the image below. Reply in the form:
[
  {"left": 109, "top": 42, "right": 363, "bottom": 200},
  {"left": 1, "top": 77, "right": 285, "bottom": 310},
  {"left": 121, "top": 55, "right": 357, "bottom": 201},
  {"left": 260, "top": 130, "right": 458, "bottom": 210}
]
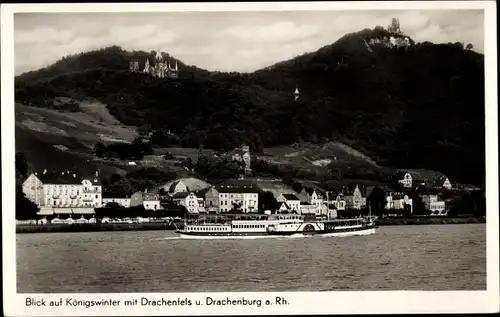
[{"left": 17, "top": 224, "right": 486, "bottom": 292}]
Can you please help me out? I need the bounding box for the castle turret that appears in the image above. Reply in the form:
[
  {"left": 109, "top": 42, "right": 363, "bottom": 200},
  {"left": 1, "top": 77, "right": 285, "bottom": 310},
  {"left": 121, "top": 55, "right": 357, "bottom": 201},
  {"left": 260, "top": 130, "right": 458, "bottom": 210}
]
[
  {"left": 143, "top": 58, "right": 150, "bottom": 73},
  {"left": 155, "top": 50, "right": 163, "bottom": 61}
]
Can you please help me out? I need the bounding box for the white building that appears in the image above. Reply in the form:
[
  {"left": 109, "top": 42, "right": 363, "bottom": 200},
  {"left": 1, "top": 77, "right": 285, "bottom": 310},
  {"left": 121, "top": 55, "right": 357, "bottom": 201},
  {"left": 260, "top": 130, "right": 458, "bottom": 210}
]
[
  {"left": 330, "top": 193, "right": 347, "bottom": 211},
  {"left": 299, "top": 202, "right": 316, "bottom": 215},
  {"left": 344, "top": 185, "right": 367, "bottom": 210},
  {"left": 182, "top": 192, "right": 203, "bottom": 213},
  {"left": 218, "top": 185, "right": 259, "bottom": 213},
  {"left": 422, "top": 194, "right": 446, "bottom": 215},
  {"left": 143, "top": 200, "right": 161, "bottom": 210},
  {"left": 276, "top": 193, "right": 301, "bottom": 213},
  {"left": 386, "top": 193, "right": 413, "bottom": 214},
  {"left": 143, "top": 192, "right": 161, "bottom": 210},
  {"left": 398, "top": 172, "right": 413, "bottom": 188},
  {"left": 434, "top": 176, "right": 452, "bottom": 190},
  {"left": 22, "top": 170, "right": 102, "bottom": 208},
  {"left": 308, "top": 190, "right": 325, "bottom": 210}
]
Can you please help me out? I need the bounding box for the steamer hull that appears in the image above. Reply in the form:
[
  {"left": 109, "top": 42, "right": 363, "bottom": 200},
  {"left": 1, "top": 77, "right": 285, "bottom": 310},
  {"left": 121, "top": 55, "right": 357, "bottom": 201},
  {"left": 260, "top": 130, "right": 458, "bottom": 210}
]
[{"left": 176, "top": 214, "right": 377, "bottom": 239}]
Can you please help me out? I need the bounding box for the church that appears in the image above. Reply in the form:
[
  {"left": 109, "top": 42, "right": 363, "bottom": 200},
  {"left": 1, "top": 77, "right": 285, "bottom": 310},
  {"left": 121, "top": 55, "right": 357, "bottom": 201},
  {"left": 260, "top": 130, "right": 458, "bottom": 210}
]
[{"left": 129, "top": 50, "right": 179, "bottom": 78}]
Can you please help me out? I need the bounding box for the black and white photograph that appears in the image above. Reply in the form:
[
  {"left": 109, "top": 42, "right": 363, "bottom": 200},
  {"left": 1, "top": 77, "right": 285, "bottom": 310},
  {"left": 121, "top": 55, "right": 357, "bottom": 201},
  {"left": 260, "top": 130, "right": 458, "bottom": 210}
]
[{"left": 2, "top": 1, "right": 499, "bottom": 316}]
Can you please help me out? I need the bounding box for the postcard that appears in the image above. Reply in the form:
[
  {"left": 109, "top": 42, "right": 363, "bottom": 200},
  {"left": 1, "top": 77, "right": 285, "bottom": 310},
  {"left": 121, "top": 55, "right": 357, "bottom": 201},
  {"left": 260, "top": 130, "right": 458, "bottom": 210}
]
[{"left": 2, "top": 1, "right": 498, "bottom": 316}]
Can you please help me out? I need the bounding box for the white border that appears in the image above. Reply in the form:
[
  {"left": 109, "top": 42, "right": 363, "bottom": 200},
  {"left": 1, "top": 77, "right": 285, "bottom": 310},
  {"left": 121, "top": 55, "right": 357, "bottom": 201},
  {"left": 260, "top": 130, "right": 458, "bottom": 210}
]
[{"left": 2, "top": 1, "right": 498, "bottom": 316}]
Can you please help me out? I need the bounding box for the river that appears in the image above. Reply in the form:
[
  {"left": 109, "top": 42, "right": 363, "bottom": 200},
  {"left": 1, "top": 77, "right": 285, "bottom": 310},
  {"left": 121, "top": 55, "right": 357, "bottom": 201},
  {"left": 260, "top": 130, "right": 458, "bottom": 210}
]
[{"left": 16, "top": 224, "right": 486, "bottom": 292}]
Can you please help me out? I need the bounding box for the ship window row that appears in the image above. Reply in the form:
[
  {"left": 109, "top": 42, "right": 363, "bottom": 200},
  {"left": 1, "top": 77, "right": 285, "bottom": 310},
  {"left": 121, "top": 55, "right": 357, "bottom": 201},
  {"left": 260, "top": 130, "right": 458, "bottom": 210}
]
[
  {"left": 187, "top": 227, "right": 228, "bottom": 231},
  {"left": 233, "top": 224, "right": 265, "bottom": 229}
]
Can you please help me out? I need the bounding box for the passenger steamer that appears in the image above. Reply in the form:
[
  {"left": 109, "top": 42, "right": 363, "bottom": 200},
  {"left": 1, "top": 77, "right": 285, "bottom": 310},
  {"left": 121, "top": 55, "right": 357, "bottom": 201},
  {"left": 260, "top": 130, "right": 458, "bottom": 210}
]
[{"left": 176, "top": 213, "right": 377, "bottom": 239}]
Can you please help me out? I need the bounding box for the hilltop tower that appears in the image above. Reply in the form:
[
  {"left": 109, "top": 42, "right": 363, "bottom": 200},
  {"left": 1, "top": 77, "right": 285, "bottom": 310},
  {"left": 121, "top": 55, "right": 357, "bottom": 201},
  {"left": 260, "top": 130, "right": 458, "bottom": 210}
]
[
  {"left": 154, "top": 50, "right": 165, "bottom": 78},
  {"left": 143, "top": 58, "right": 151, "bottom": 74},
  {"left": 387, "top": 18, "right": 401, "bottom": 34}
]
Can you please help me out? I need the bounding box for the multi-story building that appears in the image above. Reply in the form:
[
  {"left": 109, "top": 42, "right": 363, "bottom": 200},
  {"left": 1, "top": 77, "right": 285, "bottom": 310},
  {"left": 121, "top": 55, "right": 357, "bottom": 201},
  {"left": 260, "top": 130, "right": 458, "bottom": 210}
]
[
  {"left": 398, "top": 172, "right": 413, "bottom": 188},
  {"left": 22, "top": 170, "right": 102, "bottom": 208},
  {"left": 344, "top": 185, "right": 366, "bottom": 210},
  {"left": 218, "top": 185, "right": 259, "bottom": 213},
  {"left": 330, "top": 193, "right": 347, "bottom": 211},
  {"left": 182, "top": 192, "right": 200, "bottom": 213},
  {"left": 422, "top": 194, "right": 446, "bottom": 215},
  {"left": 143, "top": 192, "right": 161, "bottom": 210},
  {"left": 385, "top": 192, "right": 413, "bottom": 214}
]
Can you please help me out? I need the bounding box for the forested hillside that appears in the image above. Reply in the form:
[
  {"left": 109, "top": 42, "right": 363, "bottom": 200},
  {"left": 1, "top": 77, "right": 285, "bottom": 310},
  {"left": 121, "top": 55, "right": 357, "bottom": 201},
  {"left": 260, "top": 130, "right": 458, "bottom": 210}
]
[{"left": 15, "top": 28, "right": 485, "bottom": 185}]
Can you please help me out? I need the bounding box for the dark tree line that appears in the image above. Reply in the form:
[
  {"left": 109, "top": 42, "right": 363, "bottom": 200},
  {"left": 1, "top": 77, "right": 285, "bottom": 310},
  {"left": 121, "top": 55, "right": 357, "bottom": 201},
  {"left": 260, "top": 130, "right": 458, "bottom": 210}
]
[
  {"left": 102, "top": 167, "right": 177, "bottom": 197},
  {"left": 93, "top": 137, "right": 153, "bottom": 160},
  {"left": 15, "top": 152, "right": 39, "bottom": 220}
]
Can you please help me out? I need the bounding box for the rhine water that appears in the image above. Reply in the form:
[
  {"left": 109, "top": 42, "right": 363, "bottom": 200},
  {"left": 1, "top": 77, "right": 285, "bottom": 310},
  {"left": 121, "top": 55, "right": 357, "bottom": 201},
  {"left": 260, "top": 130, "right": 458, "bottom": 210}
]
[{"left": 16, "top": 224, "right": 486, "bottom": 292}]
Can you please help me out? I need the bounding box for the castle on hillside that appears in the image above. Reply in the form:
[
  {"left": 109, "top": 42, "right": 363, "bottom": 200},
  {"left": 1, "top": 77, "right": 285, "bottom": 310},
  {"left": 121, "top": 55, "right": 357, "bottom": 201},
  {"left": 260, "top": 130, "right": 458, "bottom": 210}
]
[{"left": 129, "top": 50, "right": 179, "bottom": 78}]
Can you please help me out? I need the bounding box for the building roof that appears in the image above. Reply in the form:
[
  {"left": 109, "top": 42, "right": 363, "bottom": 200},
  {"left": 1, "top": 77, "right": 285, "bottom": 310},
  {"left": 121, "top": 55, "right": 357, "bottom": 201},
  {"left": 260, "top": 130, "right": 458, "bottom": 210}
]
[
  {"left": 300, "top": 201, "right": 312, "bottom": 205},
  {"left": 281, "top": 194, "right": 300, "bottom": 201},
  {"left": 143, "top": 193, "right": 160, "bottom": 201},
  {"left": 217, "top": 186, "right": 260, "bottom": 193},
  {"left": 34, "top": 171, "right": 102, "bottom": 185},
  {"left": 168, "top": 180, "right": 182, "bottom": 193}
]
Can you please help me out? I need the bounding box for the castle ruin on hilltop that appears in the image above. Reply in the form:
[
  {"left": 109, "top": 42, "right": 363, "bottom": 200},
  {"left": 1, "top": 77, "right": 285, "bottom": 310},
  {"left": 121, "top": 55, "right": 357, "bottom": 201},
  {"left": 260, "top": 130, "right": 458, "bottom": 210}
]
[
  {"left": 387, "top": 18, "right": 402, "bottom": 35},
  {"left": 368, "top": 18, "right": 411, "bottom": 49},
  {"left": 129, "top": 50, "right": 179, "bottom": 78}
]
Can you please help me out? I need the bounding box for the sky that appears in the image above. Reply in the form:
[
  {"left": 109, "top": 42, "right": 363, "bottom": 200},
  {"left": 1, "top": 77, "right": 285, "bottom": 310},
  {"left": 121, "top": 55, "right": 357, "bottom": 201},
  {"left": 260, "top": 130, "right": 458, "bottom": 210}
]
[{"left": 14, "top": 10, "right": 484, "bottom": 75}]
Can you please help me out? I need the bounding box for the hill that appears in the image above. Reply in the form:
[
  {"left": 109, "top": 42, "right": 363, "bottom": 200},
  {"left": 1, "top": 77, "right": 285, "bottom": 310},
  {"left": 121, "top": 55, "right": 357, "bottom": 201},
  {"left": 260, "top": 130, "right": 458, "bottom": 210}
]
[{"left": 14, "top": 28, "right": 485, "bottom": 185}]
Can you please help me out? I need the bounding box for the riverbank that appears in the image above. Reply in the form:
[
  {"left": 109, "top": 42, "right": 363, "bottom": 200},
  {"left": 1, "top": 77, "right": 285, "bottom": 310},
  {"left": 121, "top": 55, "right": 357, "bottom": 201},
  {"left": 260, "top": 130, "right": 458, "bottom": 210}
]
[
  {"left": 376, "top": 216, "right": 485, "bottom": 226},
  {"left": 16, "top": 221, "right": 184, "bottom": 234},
  {"left": 16, "top": 217, "right": 485, "bottom": 233}
]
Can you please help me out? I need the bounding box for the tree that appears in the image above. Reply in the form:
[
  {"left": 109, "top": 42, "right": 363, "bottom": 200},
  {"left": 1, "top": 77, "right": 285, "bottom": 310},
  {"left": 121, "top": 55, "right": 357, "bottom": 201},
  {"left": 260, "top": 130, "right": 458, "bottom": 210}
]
[
  {"left": 367, "top": 186, "right": 386, "bottom": 217},
  {"left": 182, "top": 157, "right": 193, "bottom": 169},
  {"left": 259, "top": 191, "right": 277, "bottom": 211},
  {"left": 16, "top": 187, "right": 39, "bottom": 220},
  {"left": 466, "top": 43, "right": 473, "bottom": 50},
  {"left": 93, "top": 142, "right": 106, "bottom": 157},
  {"left": 15, "top": 152, "right": 28, "bottom": 179}
]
